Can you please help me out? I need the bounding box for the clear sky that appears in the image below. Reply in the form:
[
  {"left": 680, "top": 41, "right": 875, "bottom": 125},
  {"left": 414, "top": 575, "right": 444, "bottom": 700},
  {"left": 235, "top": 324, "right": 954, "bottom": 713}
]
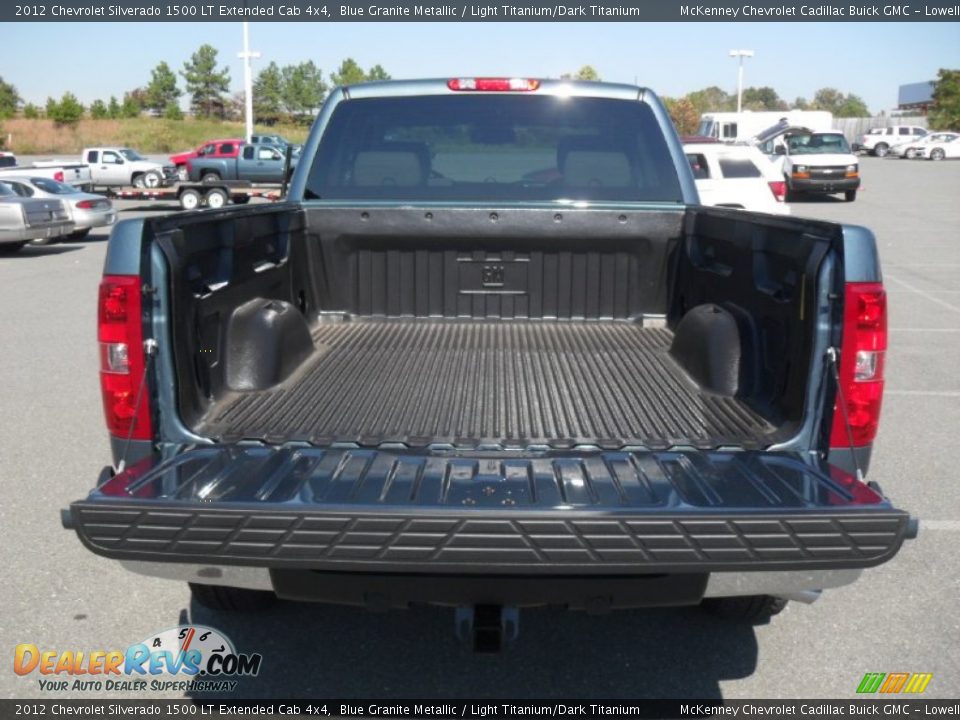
[{"left": 3, "top": 21, "right": 959, "bottom": 113}]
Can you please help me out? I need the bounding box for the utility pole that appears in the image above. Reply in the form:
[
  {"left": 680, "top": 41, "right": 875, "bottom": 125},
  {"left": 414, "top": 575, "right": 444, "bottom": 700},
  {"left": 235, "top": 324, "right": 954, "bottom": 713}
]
[
  {"left": 238, "top": 22, "right": 261, "bottom": 144},
  {"left": 729, "top": 49, "right": 754, "bottom": 114}
]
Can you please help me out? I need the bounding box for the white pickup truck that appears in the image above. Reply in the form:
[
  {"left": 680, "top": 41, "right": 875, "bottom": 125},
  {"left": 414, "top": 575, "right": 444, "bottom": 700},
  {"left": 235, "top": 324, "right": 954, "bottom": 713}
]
[
  {"left": 0, "top": 153, "right": 93, "bottom": 192},
  {"left": 81, "top": 148, "right": 177, "bottom": 189}
]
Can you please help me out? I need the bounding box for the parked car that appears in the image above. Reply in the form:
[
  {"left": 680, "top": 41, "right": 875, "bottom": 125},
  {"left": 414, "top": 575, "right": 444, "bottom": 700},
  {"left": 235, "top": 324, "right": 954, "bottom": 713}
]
[
  {"left": 683, "top": 141, "right": 788, "bottom": 214},
  {"left": 1, "top": 176, "right": 116, "bottom": 240},
  {"left": 0, "top": 180, "right": 73, "bottom": 252},
  {"left": 0, "top": 151, "right": 16, "bottom": 168},
  {"left": 251, "top": 134, "right": 303, "bottom": 157},
  {"left": 82, "top": 148, "right": 177, "bottom": 189},
  {"left": 916, "top": 133, "right": 960, "bottom": 161},
  {"left": 888, "top": 132, "right": 957, "bottom": 159},
  {"left": 854, "top": 126, "right": 927, "bottom": 157},
  {"left": 169, "top": 139, "right": 243, "bottom": 182},
  {"left": 64, "top": 79, "right": 914, "bottom": 647},
  {"left": 760, "top": 128, "right": 860, "bottom": 201},
  {"left": 187, "top": 143, "right": 298, "bottom": 184}
]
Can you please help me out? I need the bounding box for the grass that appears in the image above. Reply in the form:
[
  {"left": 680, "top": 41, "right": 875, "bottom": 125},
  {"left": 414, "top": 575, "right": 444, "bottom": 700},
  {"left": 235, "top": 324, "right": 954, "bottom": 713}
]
[{"left": 2, "top": 118, "right": 310, "bottom": 155}]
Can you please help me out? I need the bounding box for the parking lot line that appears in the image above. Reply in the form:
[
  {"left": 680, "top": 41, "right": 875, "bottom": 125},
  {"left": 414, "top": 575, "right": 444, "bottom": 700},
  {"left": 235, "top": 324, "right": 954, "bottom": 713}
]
[
  {"left": 921, "top": 521, "right": 960, "bottom": 532},
  {"left": 889, "top": 328, "right": 960, "bottom": 332},
  {"left": 884, "top": 274, "right": 960, "bottom": 314}
]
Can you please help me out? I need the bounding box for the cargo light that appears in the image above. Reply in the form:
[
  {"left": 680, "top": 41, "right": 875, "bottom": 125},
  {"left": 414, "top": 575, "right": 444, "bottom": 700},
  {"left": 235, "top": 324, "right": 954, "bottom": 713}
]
[
  {"left": 54, "top": 171, "right": 64, "bottom": 182},
  {"left": 830, "top": 282, "right": 887, "bottom": 448},
  {"left": 447, "top": 77, "right": 541, "bottom": 92},
  {"left": 98, "top": 275, "right": 152, "bottom": 440}
]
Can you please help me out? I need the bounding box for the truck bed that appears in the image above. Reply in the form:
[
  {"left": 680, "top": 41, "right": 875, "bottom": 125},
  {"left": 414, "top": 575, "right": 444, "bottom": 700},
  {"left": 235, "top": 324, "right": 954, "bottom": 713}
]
[{"left": 201, "top": 319, "right": 776, "bottom": 450}]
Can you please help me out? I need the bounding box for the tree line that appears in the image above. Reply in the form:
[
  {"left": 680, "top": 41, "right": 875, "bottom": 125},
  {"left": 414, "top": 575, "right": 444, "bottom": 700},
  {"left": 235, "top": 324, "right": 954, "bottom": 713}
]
[
  {"left": 1, "top": 63, "right": 958, "bottom": 133},
  {"left": 0, "top": 45, "right": 391, "bottom": 126}
]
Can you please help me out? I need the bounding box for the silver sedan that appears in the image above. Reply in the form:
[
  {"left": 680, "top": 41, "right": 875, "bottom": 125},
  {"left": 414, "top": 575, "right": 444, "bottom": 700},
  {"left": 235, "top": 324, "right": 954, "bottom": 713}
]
[{"left": 1, "top": 176, "right": 116, "bottom": 241}]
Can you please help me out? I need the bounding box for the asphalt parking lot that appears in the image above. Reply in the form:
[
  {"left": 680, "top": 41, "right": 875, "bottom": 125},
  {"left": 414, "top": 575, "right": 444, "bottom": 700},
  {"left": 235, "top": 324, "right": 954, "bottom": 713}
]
[{"left": 1, "top": 156, "right": 958, "bottom": 701}]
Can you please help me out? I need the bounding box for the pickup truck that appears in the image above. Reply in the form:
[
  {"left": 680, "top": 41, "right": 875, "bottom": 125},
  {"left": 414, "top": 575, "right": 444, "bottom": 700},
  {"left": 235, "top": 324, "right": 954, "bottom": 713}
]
[
  {"left": 169, "top": 138, "right": 243, "bottom": 182},
  {"left": 0, "top": 158, "right": 93, "bottom": 192},
  {"left": 82, "top": 147, "right": 177, "bottom": 189},
  {"left": 0, "top": 180, "right": 73, "bottom": 252},
  {"left": 187, "top": 143, "right": 297, "bottom": 184},
  {"left": 65, "top": 79, "right": 914, "bottom": 650}
]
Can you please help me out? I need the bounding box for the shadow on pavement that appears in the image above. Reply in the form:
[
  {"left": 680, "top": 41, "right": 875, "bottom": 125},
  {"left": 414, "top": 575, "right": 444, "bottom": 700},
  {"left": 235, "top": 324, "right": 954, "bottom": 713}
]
[
  {"left": 185, "top": 599, "right": 759, "bottom": 699},
  {"left": 2, "top": 244, "right": 84, "bottom": 257}
]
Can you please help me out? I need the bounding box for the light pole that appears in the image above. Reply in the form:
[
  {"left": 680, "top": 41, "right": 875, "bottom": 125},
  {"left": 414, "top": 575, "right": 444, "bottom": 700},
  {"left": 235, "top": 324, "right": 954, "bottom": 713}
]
[
  {"left": 729, "top": 49, "right": 754, "bottom": 114},
  {"left": 238, "top": 22, "right": 261, "bottom": 144}
]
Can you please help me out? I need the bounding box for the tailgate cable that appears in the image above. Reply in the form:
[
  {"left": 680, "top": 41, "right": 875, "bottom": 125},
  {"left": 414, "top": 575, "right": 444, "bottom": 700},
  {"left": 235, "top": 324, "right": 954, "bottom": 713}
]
[
  {"left": 826, "top": 347, "right": 864, "bottom": 483},
  {"left": 116, "top": 338, "right": 158, "bottom": 474}
]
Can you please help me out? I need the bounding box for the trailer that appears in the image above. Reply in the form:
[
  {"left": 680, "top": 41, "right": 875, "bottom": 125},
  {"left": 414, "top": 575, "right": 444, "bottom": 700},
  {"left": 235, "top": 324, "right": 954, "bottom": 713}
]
[{"left": 104, "top": 181, "right": 280, "bottom": 211}]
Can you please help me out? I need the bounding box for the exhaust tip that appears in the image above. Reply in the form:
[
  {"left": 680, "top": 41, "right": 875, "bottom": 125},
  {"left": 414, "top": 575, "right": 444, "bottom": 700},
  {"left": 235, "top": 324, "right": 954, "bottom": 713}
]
[{"left": 906, "top": 517, "right": 920, "bottom": 540}]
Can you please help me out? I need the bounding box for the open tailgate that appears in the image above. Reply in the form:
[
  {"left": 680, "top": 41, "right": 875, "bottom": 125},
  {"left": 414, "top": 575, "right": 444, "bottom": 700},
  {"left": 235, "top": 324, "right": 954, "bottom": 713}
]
[{"left": 65, "top": 447, "right": 914, "bottom": 574}]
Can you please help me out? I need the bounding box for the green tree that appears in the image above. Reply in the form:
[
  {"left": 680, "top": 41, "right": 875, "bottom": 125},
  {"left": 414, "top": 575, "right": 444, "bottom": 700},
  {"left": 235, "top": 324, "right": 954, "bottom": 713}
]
[
  {"left": 366, "top": 64, "right": 391, "bottom": 81},
  {"left": 929, "top": 68, "right": 960, "bottom": 131},
  {"left": 662, "top": 96, "right": 700, "bottom": 135},
  {"left": 253, "top": 61, "right": 285, "bottom": 123},
  {"left": 809, "top": 87, "right": 868, "bottom": 117},
  {"left": 46, "top": 92, "right": 84, "bottom": 125},
  {"left": 89, "top": 99, "right": 109, "bottom": 119},
  {"left": 181, "top": 44, "right": 231, "bottom": 118},
  {"left": 330, "top": 58, "right": 367, "bottom": 87},
  {"left": 163, "top": 102, "right": 184, "bottom": 120},
  {"left": 120, "top": 91, "right": 142, "bottom": 119},
  {"left": 835, "top": 94, "right": 869, "bottom": 118},
  {"left": 686, "top": 86, "right": 734, "bottom": 115},
  {"left": 793, "top": 96, "right": 810, "bottom": 110},
  {"left": 561, "top": 65, "right": 601, "bottom": 81},
  {"left": 281, "top": 61, "right": 327, "bottom": 121},
  {"left": 107, "top": 96, "right": 121, "bottom": 119},
  {"left": 22, "top": 103, "right": 40, "bottom": 119},
  {"left": 0, "top": 76, "right": 20, "bottom": 119},
  {"left": 741, "top": 86, "right": 787, "bottom": 111},
  {"left": 145, "top": 61, "right": 181, "bottom": 113}
]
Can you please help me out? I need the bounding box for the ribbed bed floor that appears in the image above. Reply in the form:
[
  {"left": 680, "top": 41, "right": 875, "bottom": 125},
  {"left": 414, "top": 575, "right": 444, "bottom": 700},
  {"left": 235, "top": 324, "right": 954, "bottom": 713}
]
[{"left": 203, "top": 321, "right": 778, "bottom": 449}]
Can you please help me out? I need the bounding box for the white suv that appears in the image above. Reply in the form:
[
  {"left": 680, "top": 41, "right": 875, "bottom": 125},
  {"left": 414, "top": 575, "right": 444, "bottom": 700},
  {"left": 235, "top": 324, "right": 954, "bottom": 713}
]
[
  {"left": 855, "top": 126, "right": 927, "bottom": 157},
  {"left": 683, "top": 141, "right": 789, "bottom": 214}
]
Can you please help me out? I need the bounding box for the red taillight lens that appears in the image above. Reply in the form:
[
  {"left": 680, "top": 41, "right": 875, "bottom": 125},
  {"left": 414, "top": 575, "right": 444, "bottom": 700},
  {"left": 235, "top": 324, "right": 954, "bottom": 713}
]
[
  {"left": 830, "top": 282, "right": 887, "bottom": 448},
  {"left": 768, "top": 180, "right": 786, "bottom": 202},
  {"left": 447, "top": 77, "right": 540, "bottom": 92},
  {"left": 76, "top": 199, "right": 96, "bottom": 209},
  {"left": 98, "top": 275, "right": 152, "bottom": 440},
  {"left": 54, "top": 171, "right": 64, "bottom": 182}
]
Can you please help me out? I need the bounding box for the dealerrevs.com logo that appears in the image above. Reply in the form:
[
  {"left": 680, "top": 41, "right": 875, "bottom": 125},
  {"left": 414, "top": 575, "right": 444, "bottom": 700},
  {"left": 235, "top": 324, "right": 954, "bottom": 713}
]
[
  {"left": 857, "top": 672, "right": 933, "bottom": 694},
  {"left": 14, "top": 625, "right": 262, "bottom": 693}
]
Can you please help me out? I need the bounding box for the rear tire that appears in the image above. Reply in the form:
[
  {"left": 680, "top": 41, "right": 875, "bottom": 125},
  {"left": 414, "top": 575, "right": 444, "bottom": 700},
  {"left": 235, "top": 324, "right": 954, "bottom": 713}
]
[
  {"left": 844, "top": 190, "right": 857, "bottom": 202},
  {"left": 701, "top": 595, "right": 788, "bottom": 623},
  {"left": 29, "top": 235, "right": 56, "bottom": 246},
  {"left": 204, "top": 188, "right": 228, "bottom": 209},
  {"left": 930, "top": 148, "right": 945, "bottom": 161},
  {"left": 131, "top": 174, "right": 146, "bottom": 189},
  {"left": 905, "top": 148, "right": 917, "bottom": 159},
  {"left": 201, "top": 171, "right": 222, "bottom": 185},
  {"left": 0, "top": 241, "right": 27, "bottom": 254},
  {"left": 189, "top": 583, "right": 276, "bottom": 612},
  {"left": 874, "top": 142, "right": 889, "bottom": 158}
]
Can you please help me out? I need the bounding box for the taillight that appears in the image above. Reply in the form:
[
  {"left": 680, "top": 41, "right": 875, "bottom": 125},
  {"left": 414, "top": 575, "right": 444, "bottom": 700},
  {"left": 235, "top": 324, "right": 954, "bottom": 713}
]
[
  {"left": 830, "top": 282, "right": 887, "bottom": 448},
  {"left": 768, "top": 180, "right": 786, "bottom": 202},
  {"left": 76, "top": 199, "right": 98, "bottom": 209},
  {"left": 447, "top": 77, "right": 540, "bottom": 92},
  {"left": 98, "top": 275, "right": 152, "bottom": 440},
  {"left": 54, "top": 171, "right": 64, "bottom": 182}
]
